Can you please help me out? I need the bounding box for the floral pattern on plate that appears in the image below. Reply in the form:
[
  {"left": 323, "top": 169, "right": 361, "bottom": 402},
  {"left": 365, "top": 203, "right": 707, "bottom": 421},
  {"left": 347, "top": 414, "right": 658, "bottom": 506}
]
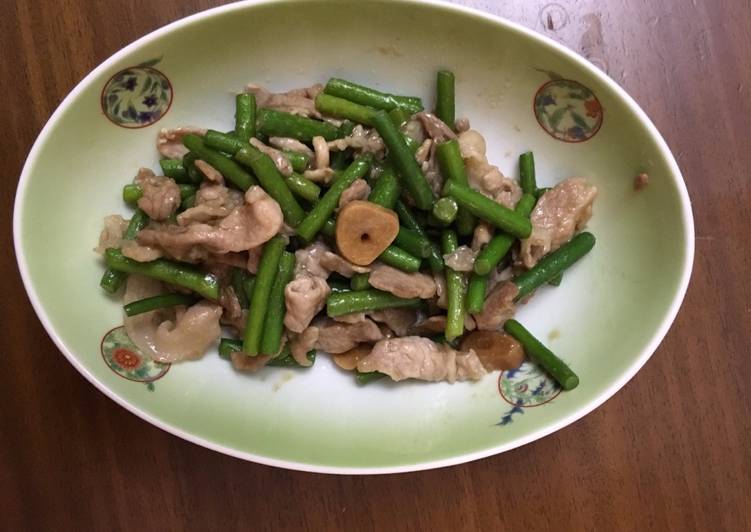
[
  {"left": 101, "top": 326, "right": 170, "bottom": 384},
  {"left": 100, "top": 57, "right": 172, "bottom": 128},
  {"left": 497, "top": 362, "right": 561, "bottom": 425},
  {"left": 533, "top": 78, "right": 603, "bottom": 142}
]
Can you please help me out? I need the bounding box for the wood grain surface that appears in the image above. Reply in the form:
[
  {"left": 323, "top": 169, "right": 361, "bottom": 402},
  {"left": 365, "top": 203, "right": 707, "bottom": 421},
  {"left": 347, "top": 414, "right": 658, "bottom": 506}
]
[{"left": 2, "top": 1, "right": 750, "bottom": 530}]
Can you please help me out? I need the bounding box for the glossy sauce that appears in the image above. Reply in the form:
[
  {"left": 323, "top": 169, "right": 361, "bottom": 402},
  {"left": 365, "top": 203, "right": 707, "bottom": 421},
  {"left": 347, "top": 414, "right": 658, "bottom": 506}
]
[{"left": 460, "top": 330, "right": 524, "bottom": 371}]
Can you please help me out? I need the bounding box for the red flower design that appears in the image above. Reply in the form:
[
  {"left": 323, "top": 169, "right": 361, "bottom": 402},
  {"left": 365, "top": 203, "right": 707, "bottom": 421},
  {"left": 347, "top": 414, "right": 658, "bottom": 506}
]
[
  {"left": 584, "top": 98, "right": 602, "bottom": 118},
  {"left": 113, "top": 348, "right": 142, "bottom": 370}
]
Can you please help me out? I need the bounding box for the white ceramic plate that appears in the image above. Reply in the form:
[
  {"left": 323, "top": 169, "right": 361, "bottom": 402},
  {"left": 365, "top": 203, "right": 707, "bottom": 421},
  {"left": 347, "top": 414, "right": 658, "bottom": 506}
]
[{"left": 14, "top": 0, "right": 693, "bottom": 473}]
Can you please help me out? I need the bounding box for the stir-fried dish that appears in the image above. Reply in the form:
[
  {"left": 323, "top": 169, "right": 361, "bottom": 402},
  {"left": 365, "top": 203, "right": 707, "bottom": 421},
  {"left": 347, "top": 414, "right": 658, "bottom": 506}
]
[{"left": 96, "top": 72, "right": 597, "bottom": 389}]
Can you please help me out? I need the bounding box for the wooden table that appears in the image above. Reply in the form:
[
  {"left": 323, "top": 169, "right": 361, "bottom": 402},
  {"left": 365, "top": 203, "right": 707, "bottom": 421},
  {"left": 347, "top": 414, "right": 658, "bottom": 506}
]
[{"left": 2, "top": 1, "right": 749, "bottom": 530}]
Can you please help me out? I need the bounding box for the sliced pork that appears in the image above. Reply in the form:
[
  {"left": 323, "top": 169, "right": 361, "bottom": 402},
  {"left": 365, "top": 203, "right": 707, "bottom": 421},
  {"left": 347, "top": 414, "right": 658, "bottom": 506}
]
[
  {"left": 357, "top": 337, "right": 486, "bottom": 382},
  {"left": 137, "top": 186, "right": 283, "bottom": 260},
  {"left": 519, "top": 177, "right": 597, "bottom": 268},
  {"left": 157, "top": 127, "right": 207, "bottom": 159},
  {"left": 368, "top": 264, "right": 436, "bottom": 299},
  {"left": 135, "top": 168, "right": 180, "bottom": 221}
]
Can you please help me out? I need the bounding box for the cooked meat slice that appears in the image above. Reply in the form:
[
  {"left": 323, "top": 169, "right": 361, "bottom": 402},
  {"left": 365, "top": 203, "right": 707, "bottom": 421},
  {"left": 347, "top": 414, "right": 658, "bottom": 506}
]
[
  {"left": 455, "top": 351, "right": 487, "bottom": 381},
  {"left": 194, "top": 159, "right": 224, "bottom": 184},
  {"left": 294, "top": 242, "right": 330, "bottom": 278},
  {"left": 468, "top": 161, "right": 521, "bottom": 209},
  {"left": 322, "top": 116, "right": 344, "bottom": 127},
  {"left": 333, "top": 312, "right": 367, "bottom": 324},
  {"left": 295, "top": 241, "right": 368, "bottom": 278},
  {"left": 206, "top": 251, "right": 247, "bottom": 269},
  {"left": 149, "top": 301, "right": 222, "bottom": 363},
  {"left": 408, "top": 313, "right": 476, "bottom": 335},
  {"left": 95, "top": 215, "right": 128, "bottom": 254},
  {"left": 121, "top": 240, "right": 163, "bottom": 262},
  {"left": 176, "top": 203, "right": 226, "bottom": 227},
  {"left": 433, "top": 272, "right": 448, "bottom": 308},
  {"left": 471, "top": 222, "right": 494, "bottom": 251},
  {"left": 268, "top": 137, "right": 315, "bottom": 158},
  {"left": 123, "top": 275, "right": 164, "bottom": 356},
  {"left": 456, "top": 129, "right": 487, "bottom": 162},
  {"left": 327, "top": 125, "right": 384, "bottom": 154},
  {"left": 415, "top": 139, "right": 433, "bottom": 165},
  {"left": 312, "top": 136, "right": 330, "bottom": 169},
  {"left": 443, "top": 245, "right": 476, "bottom": 272},
  {"left": 368, "top": 263, "right": 436, "bottom": 299},
  {"left": 519, "top": 177, "right": 597, "bottom": 268},
  {"left": 472, "top": 281, "right": 518, "bottom": 331},
  {"left": 123, "top": 275, "right": 221, "bottom": 363},
  {"left": 457, "top": 130, "right": 522, "bottom": 209},
  {"left": 177, "top": 184, "right": 244, "bottom": 226},
  {"left": 250, "top": 138, "right": 293, "bottom": 177},
  {"left": 137, "top": 186, "right": 283, "bottom": 260},
  {"left": 245, "top": 83, "right": 322, "bottom": 118},
  {"left": 219, "top": 285, "right": 246, "bottom": 333},
  {"left": 420, "top": 140, "right": 444, "bottom": 196},
  {"left": 487, "top": 265, "right": 513, "bottom": 291},
  {"left": 338, "top": 178, "right": 371, "bottom": 208},
  {"left": 313, "top": 317, "right": 383, "bottom": 354},
  {"left": 303, "top": 167, "right": 335, "bottom": 184},
  {"left": 197, "top": 184, "right": 245, "bottom": 209},
  {"left": 416, "top": 112, "right": 457, "bottom": 142},
  {"left": 290, "top": 326, "right": 319, "bottom": 366},
  {"left": 408, "top": 315, "right": 448, "bottom": 335},
  {"left": 134, "top": 168, "right": 181, "bottom": 221},
  {"left": 401, "top": 118, "right": 425, "bottom": 144},
  {"left": 283, "top": 274, "right": 330, "bottom": 333},
  {"left": 246, "top": 246, "right": 263, "bottom": 274},
  {"left": 157, "top": 127, "right": 207, "bottom": 159},
  {"left": 454, "top": 117, "right": 470, "bottom": 133},
  {"left": 122, "top": 272, "right": 161, "bottom": 300},
  {"left": 304, "top": 84, "right": 323, "bottom": 99},
  {"left": 357, "top": 337, "right": 486, "bottom": 382},
  {"left": 367, "top": 308, "right": 418, "bottom": 337}
]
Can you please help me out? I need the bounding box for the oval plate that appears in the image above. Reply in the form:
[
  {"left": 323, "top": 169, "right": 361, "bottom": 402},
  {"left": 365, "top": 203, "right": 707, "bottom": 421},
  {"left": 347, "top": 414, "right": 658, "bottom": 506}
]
[{"left": 14, "top": 0, "right": 693, "bottom": 474}]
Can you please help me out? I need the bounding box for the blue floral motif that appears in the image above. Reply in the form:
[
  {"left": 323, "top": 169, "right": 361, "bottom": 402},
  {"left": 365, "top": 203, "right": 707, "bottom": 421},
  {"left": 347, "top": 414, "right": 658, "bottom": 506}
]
[
  {"left": 540, "top": 94, "right": 556, "bottom": 106},
  {"left": 567, "top": 126, "right": 586, "bottom": 140},
  {"left": 498, "top": 400, "right": 525, "bottom": 426},
  {"left": 138, "top": 111, "right": 155, "bottom": 122},
  {"left": 496, "top": 362, "right": 562, "bottom": 426},
  {"left": 532, "top": 380, "right": 547, "bottom": 396},
  {"left": 101, "top": 58, "right": 172, "bottom": 128},
  {"left": 505, "top": 367, "right": 522, "bottom": 379},
  {"left": 123, "top": 76, "right": 138, "bottom": 91}
]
